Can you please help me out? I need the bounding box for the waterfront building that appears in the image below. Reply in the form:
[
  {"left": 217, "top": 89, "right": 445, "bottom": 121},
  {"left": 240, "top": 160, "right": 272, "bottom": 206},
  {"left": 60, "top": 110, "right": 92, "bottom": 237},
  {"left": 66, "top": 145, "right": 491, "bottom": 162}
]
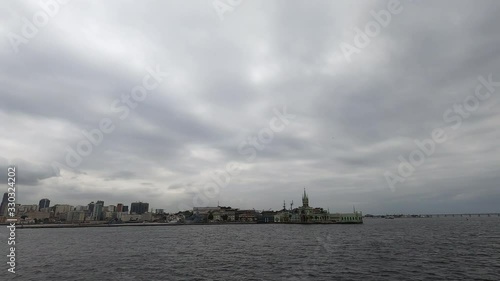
[
  {"left": 53, "top": 204, "right": 73, "bottom": 215},
  {"left": 25, "top": 211, "right": 50, "bottom": 222},
  {"left": 122, "top": 205, "right": 129, "bottom": 213},
  {"left": 142, "top": 212, "right": 153, "bottom": 221},
  {"left": 103, "top": 211, "right": 115, "bottom": 220},
  {"left": 131, "top": 202, "right": 149, "bottom": 215},
  {"left": 93, "top": 200, "right": 104, "bottom": 220},
  {"left": 17, "top": 204, "right": 39, "bottom": 214},
  {"left": 193, "top": 207, "right": 221, "bottom": 222},
  {"left": 212, "top": 210, "right": 221, "bottom": 221},
  {"left": 276, "top": 189, "right": 363, "bottom": 224},
  {"left": 166, "top": 213, "right": 184, "bottom": 223},
  {"left": 87, "top": 201, "right": 95, "bottom": 217},
  {"left": 261, "top": 211, "right": 278, "bottom": 223},
  {"left": 217, "top": 207, "right": 237, "bottom": 222},
  {"left": 193, "top": 206, "right": 220, "bottom": 215},
  {"left": 116, "top": 203, "right": 123, "bottom": 212},
  {"left": 155, "top": 209, "right": 165, "bottom": 214},
  {"left": 196, "top": 207, "right": 237, "bottom": 222},
  {"left": 115, "top": 212, "right": 128, "bottom": 219},
  {"left": 237, "top": 210, "right": 258, "bottom": 222},
  {"left": 224, "top": 210, "right": 236, "bottom": 221},
  {"left": 73, "top": 205, "right": 85, "bottom": 211},
  {"left": 118, "top": 213, "right": 142, "bottom": 222},
  {"left": 274, "top": 211, "right": 290, "bottom": 223},
  {"left": 39, "top": 207, "right": 50, "bottom": 213},
  {"left": 39, "top": 198, "right": 50, "bottom": 211},
  {"left": 0, "top": 193, "right": 8, "bottom": 216},
  {"left": 67, "top": 211, "right": 85, "bottom": 223}
]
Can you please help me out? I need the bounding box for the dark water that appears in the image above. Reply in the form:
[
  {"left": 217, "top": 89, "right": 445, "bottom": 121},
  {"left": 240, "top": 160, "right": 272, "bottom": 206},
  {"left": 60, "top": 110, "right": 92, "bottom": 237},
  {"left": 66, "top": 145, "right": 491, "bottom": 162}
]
[{"left": 1, "top": 217, "right": 499, "bottom": 280}]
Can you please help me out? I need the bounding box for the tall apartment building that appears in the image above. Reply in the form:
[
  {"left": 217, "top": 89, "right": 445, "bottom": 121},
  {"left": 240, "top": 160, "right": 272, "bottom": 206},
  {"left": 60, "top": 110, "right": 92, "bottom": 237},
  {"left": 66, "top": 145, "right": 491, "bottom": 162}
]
[
  {"left": 38, "top": 198, "right": 50, "bottom": 211},
  {"left": 130, "top": 202, "right": 149, "bottom": 215},
  {"left": 0, "top": 193, "right": 8, "bottom": 216},
  {"left": 93, "top": 200, "right": 104, "bottom": 220}
]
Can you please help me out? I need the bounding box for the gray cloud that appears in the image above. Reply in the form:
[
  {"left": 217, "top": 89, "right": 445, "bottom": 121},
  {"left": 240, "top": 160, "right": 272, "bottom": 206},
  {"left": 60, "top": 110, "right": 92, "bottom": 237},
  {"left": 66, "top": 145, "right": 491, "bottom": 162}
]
[{"left": 1, "top": 0, "right": 499, "bottom": 214}]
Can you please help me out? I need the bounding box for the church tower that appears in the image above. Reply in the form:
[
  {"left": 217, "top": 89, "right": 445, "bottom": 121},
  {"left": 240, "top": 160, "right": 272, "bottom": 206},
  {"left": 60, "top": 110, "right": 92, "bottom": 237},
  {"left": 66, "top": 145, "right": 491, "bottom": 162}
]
[{"left": 302, "top": 188, "right": 309, "bottom": 208}]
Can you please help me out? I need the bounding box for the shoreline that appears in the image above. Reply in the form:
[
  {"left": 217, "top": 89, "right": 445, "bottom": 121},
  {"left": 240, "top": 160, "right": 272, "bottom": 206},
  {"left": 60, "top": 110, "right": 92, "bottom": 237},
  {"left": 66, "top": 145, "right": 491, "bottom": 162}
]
[{"left": 3, "top": 221, "right": 363, "bottom": 229}]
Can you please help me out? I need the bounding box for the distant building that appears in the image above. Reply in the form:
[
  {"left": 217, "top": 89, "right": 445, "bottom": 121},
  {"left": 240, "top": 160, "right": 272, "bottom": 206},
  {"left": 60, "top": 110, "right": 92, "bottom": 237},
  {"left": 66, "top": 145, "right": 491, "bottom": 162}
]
[
  {"left": 122, "top": 205, "right": 129, "bottom": 213},
  {"left": 53, "top": 204, "right": 73, "bottom": 215},
  {"left": 39, "top": 207, "right": 50, "bottom": 213},
  {"left": 155, "top": 209, "right": 164, "bottom": 214},
  {"left": 142, "top": 212, "right": 153, "bottom": 221},
  {"left": 26, "top": 211, "right": 50, "bottom": 222},
  {"left": 260, "top": 211, "right": 278, "bottom": 223},
  {"left": 103, "top": 205, "right": 116, "bottom": 213},
  {"left": 103, "top": 211, "right": 115, "bottom": 220},
  {"left": 118, "top": 213, "right": 142, "bottom": 222},
  {"left": 0, "top": 193, "right": 8, "bottom": 216},
  {"left": 73, "top": 205, "right": 85, "bottom": 211},
  {"left": 93, "top": 201, "right": 104, "bottom": 220},
  {"left": 212, "top": 209, "right": 236, "bottom": 222},
  {"left": 17, "top": 205, "right": 39, "bottom": 214},
  {"left": 67, "top": 211, "right": 85, "bottom": 223},
  {"left": 87, "top": 202, "right": 95, "bottom": 217},
  {"left": 275, "top": 189, "right": 363, "bottom": 224},
  {"left": 224, "top": 210, "right": 236, "bottom": 221},
  {"left": 38, "top": 198, "right": 50, "bottom": 211},
  {"left": 166, "top": 213, "right": 184, "bottom": 223},
  {"left": 130, "top": 202, "right": 149, "bottom": 215},
  {"left": 236, "top": 210, "right": 258, "bottom": 222},
  {"left": 193, "top": 207, "right": 220, "bottom": 215},
  {"left": 116, "top": 203, "right": 123, "bottom": 213}
]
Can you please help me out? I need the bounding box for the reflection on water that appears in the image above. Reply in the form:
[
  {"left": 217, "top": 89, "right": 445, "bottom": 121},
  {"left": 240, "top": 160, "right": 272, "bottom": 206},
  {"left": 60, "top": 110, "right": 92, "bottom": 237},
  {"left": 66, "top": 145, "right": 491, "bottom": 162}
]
[{"left": 1, "top": 217, "right": 499, "bottom": 280}]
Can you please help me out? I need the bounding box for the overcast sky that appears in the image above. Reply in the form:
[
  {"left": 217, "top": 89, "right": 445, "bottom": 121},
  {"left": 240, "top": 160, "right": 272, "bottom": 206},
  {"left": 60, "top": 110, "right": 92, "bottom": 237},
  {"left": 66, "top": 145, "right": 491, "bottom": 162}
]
[{"left": 1, "top": 0, "right": 499, "bottom": 214}]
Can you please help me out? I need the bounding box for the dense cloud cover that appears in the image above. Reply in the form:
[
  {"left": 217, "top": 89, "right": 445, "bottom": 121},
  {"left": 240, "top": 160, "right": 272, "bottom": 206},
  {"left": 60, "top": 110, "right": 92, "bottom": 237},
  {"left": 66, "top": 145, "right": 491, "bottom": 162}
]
[{"left": 1, "top": 0, "right": 499, "bottom": 214}]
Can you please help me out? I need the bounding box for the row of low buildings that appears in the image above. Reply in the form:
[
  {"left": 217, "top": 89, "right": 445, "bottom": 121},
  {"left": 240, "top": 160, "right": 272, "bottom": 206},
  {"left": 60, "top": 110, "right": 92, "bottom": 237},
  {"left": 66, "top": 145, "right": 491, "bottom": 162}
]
[
  {"left": 189, "top": 189, "right": 363, "bottom": 224},
  {"left": 190, "top": 206, "right": 259, "bottom": 223},
  {"left": 0, "top": 190, "right": 362, "bottom": 224},
  {"left": 0, "top": 195, "right": 170, "bottom": 224},
  {"left": 272, "top": 189, "right": 363, "bottom": 224}
]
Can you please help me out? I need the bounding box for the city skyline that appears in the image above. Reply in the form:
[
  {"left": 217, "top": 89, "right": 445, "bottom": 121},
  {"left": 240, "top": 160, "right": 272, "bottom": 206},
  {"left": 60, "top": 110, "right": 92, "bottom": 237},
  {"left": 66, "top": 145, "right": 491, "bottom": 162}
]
[
  {"left": 4, "top": 191, "right": 499, "bottom": 220},
  {"left": 1, "top": 1, "right": 500, "bottom": 215}
]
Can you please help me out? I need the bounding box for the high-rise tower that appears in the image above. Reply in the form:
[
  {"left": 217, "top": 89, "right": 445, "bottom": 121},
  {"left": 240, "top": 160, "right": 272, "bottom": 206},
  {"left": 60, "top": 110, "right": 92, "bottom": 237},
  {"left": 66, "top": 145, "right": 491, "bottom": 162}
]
[
  {"left": 0, "top": 193, "right": 8, "bottom": 216},
  {"left": 39, "top": 198, "right": 50, "bottom": 211},
  {"left": 94, "top": 200, "right": 104, "bottom": 220},
  {"left": 130, "top": 202, "right": 149, "bottom": 215}
]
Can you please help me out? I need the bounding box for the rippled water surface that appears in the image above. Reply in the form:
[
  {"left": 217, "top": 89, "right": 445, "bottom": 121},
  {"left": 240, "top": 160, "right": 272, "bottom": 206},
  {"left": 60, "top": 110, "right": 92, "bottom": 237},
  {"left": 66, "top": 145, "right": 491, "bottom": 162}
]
[{"left": 1, "top": 217, "right": 499, "bottom": 280}]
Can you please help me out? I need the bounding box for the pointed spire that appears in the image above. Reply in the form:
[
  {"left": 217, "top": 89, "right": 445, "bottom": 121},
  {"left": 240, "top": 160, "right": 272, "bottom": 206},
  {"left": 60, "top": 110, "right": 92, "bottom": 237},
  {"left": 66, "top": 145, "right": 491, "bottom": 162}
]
[{"left": 302, "top": 188, "right": 309, "bottom": 207}]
